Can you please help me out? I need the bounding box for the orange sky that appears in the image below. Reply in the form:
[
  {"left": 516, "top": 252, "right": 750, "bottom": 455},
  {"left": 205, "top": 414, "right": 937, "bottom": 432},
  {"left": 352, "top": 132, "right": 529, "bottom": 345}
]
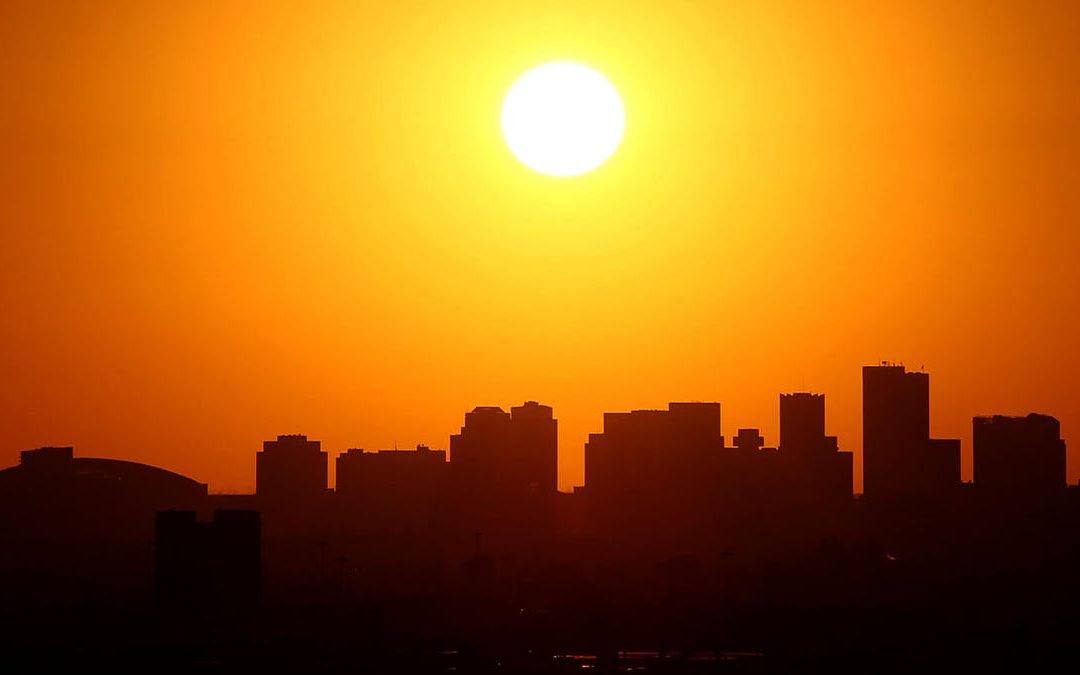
[{"left": 2, "top": 1, "right": 1078, "bottom": 493}]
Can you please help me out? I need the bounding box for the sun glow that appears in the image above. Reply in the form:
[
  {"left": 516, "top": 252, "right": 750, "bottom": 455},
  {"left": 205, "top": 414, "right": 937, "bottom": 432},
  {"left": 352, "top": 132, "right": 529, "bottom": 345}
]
[{"left": 501, "top": 62, "right": 625, "bottom": 177}]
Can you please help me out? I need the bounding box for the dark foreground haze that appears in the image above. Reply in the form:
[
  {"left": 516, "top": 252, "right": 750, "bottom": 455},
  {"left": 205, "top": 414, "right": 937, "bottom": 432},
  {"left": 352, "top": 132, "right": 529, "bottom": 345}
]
[{"left": 1, "top": 364, "right": 1077, "bottom": 672}]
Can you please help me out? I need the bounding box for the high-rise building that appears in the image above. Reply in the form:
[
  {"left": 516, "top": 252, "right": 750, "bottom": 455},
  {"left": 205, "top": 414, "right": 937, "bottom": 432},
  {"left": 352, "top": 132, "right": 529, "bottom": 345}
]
[
  {"left": 862, "top": 365, "right": 960, "bottom": 499},
  {"left": 780, "top": 393, "right": 828, "bottom": 456},
  {"left": 256, "top": 434, "right": 327, "bottom": 501},
  {"left": 778, "top": 393, "right": 852, "bottom": 500},
  {"left": 973, "top": 413, "right": 1066, "bottom": 497},
  {"left": 510, "top": 401, "right": 558, "bottom": 493},
  {"left": 450, "top": 402, "right": 557, "bottom": 495},
  {"left": 450, "top": 406, "right": 512, "bottom": 492}
]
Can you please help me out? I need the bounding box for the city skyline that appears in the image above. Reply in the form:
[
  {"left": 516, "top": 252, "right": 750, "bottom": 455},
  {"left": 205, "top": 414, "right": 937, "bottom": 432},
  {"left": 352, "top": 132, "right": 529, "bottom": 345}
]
[
  {"left": 4, "top": 363, "right": 1070, "bottom": 496},
  {"left": 3, "top": 2, "right": 1079, "bottom": 498},
  {"left": 4, "top": 365, "right": 1077, "bottom": 669},
  {"left": 3, "top": 357, "right": 1076, "bottom": 495},
  {"left": 2, "top": 1, "right": 1078, "bottom": 668}
]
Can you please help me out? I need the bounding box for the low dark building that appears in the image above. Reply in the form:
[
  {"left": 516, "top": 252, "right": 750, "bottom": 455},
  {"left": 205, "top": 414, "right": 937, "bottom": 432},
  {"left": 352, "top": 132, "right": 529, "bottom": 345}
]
[
  {"left": 0, "top": 446, "right": 209, "bottom": 603},
  {"left": 256, "top": 434, "right": 327, "bottom": 502},
  {"left": 155, "top": 509, "right": 261, "bottom": 615},
  {"left": 337, "top": 444, "right": 446, "bottom": 495},
  {"left": 974, "top": 413, "right": 1066, "bottom": 498},
  {"left": 336, "top": 444, "right": 448, "bottom": 510}
]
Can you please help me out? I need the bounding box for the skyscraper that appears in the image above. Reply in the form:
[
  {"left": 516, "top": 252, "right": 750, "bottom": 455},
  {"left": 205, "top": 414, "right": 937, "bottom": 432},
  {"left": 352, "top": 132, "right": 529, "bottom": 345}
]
[
  {"left": 510, "top": 401, "right": 558, "bottom": 493},
  {"left": 779, "top": 393, "right": 828, "bottom": 456},
  {"left": 779, "top": 393, "right": 852, "bottom": 500},
  {"left": 862, "top": 365, "right": 960, "bottom": 499}
]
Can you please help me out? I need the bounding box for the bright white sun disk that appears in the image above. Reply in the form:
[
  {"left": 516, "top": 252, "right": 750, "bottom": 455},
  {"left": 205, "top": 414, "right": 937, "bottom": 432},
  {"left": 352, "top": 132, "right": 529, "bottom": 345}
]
[{"left": 501, "top": 62, "right": 625, "bottom": 177}]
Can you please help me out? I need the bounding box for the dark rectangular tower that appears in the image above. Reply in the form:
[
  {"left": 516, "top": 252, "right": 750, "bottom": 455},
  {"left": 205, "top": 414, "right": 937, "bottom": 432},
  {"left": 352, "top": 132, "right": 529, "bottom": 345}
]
[
  {"left": 862, "top": 364, "right": 959, "bottom": 499},
  {"left": 779, "top": 392, "right": 852, "bottom": 500},
  {"left": 511, "top": 401, "right": 558, "bottom": 493},
  {"left": 780, "top": 393, "right": 828, "bottom": 456}
]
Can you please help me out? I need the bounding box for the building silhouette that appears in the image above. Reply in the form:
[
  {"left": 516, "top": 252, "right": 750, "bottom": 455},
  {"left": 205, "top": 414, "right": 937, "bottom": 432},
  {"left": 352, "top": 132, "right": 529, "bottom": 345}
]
[
  {"left": 0, "top": 446, "right": 209, "bottom": 611},
  {"left": 155, "top": 509, "right": 261, "bottom": 614},
  {"left": 510, "top": 401, "right": 559, "bottom": 493},
  {"left": 5, "top": 446, "right": 208, "bottom": 501},
  {"left": 973, "top": 413, "right": 1066, "bottom": 497},
  {"left": 862, "top": 364, "right": 960, "bottom": 499},
  {"left": 780, "top": 393, "right": 828, "bottom": 456},
  {"left": 336, "top": 444, "right": 447, "bottom": 501},
  {"left": 732, "top": 427, "right": 766, "bottom": 453},
  {"left": 584, "top": 402, "right": 724, "bottom": 500},
  {"left": 256, "top": 434, "right": 327, "bottom": 501},
  {"left": 4, "top": 363, "right": 1080, "bottom": 669},
  {"left": 0, "top": 445, "right": 208, "bottom": 540},
  {"left": 450, "top": 401, "right": 557, "bottom": 495},
  {"left": 778, "top": 393, "right": 853, "bottom": 500},
  {"left": 336, "top": 442, "right": 447, "bottom": 494}
]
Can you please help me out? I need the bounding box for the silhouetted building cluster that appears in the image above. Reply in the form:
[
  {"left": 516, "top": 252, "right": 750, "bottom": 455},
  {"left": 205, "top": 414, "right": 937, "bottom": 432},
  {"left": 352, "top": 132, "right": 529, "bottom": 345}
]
[
  {"left": 778, "top": 393, "right": 853, "bottom": 502},
  {"left": 585, "top": 401, "right": 724, "bottom": 501},
  {"left": 1, "top": 363, "right": 1077, "bottom": 670},
  {"left": 863, "top": 364, "right": 961, "bottom": 499},
  {"left": 451, "top": 401, "right": 558, "bottom": 496},
  {"left": 584, "top": 395, "right": 853, "bottom": 504}
]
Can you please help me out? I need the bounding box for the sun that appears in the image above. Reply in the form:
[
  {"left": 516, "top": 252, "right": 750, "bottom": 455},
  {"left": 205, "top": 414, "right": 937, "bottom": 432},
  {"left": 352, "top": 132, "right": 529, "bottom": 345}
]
[{"left": 501, "top": 62, "right": 625, "bottom": 177}]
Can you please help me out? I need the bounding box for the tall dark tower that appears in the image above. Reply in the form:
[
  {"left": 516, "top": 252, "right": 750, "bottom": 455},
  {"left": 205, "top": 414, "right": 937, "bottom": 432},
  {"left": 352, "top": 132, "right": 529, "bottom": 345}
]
[
  {"left": 779, "top": 393, "right": 828, "bottom": 456},
  {"left": 862, "top": 365, "right": 959, "bottom": 499},
  {"left": 450, "top": 406, "right": 512, "bottom": 491},
  {"left": 779, "top": 393, "right": 852, "bottom": 500},
  {"left": 510, "top": 401, "right": 558, "bottom": 493}
]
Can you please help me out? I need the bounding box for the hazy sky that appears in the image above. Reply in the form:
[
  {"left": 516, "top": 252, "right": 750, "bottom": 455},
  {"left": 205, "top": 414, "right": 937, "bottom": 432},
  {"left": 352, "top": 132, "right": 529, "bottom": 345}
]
[{"left": 2, "top": 1, "right": 1078, "bottom": 491}]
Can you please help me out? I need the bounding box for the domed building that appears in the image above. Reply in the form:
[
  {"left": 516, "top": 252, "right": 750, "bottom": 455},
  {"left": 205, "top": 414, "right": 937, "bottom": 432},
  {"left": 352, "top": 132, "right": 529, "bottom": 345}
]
[{"left": 0, "top": 446, "right": 208, "bottom": 600}]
